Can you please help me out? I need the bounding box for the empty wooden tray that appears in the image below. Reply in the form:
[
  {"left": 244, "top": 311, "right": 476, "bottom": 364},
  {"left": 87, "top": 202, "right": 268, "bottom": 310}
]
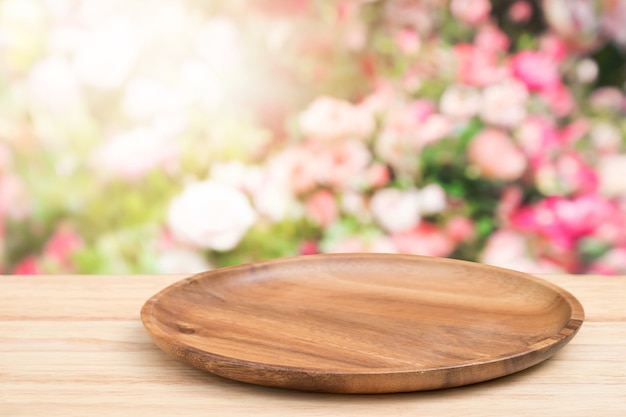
[{"left": 141, "top": 254, "right": 584, "bottom": 393}]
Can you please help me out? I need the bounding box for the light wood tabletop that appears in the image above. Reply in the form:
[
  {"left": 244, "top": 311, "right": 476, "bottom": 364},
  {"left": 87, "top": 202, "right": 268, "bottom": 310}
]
[{"left": 1, "top": 273, "right": 625, "bottom": 416}]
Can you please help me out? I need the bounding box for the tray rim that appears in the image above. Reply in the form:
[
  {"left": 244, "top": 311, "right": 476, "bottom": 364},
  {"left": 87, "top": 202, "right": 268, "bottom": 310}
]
[{"left": 140, "top": 253, "right": 584, "bottom": 391}]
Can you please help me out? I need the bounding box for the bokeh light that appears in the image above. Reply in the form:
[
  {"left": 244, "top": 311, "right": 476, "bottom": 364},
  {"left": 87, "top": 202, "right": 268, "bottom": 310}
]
[{"left": 2, "top": 0, "right": 626, "bottom": 274}]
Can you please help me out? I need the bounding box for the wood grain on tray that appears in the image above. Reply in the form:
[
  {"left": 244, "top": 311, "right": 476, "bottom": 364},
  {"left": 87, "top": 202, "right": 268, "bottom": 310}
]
[{"left": 141, "top": 254, "right": 584, "bottom": 393}]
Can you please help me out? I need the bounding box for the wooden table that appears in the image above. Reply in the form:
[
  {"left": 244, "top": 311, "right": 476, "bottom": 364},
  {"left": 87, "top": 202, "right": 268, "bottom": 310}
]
[{"left": 1, "top": 274, "right": 624, "bottom": 416}]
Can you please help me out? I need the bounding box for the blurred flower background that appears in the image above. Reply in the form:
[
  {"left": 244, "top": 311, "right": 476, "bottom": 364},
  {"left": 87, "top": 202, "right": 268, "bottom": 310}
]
[{"left": 2, "top": 0, "right": 626, "bottom": 275}]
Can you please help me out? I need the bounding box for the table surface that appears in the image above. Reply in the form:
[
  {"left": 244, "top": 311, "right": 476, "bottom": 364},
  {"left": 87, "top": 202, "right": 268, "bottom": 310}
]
[{"left": 1, "top": 273, "right": 625, "bottom": 417}]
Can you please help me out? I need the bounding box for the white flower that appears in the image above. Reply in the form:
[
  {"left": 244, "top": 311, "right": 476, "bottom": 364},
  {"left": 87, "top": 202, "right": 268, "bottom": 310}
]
[
  {"left": 91, "top": 127, "right": 178, "bottom": 181},
  {"left": 252, "top": 181, "right": 302, "bottom": 222},
  {"left": 73, "top": 18, "right": 138, "bottom": 89},
  {"left": 375, "top": 129, "right": 417, "bottom": 175},
  {"left": 575, "top": 58, "right": 598, "bottom": 84},
  {"left": 122, "top": 78, "right": 169, "bottom": 121},
  {"left": 440, "top": 84, "right": 482, "bottom": 120},
  {"left": 156, "top": 248, "right": 212, "bottom": 274},
  {"left": 480, "top": 79, "right": 528, "bottom": 128},
  {"left": 418, "top": 184, "right": 447, "bottom": 214},
  {"left": 590, "top": 122, "right": 621, "bottom": 153},
  {"left": 168, "top": 181, "right": 257, "bottom": 251},
  {"left": 598, "top": 154, "right": 626, "bottom": 197},
  {"left": 341, "top": 191, "right": 372, "bottom": 223},
  {"left": 27, "top": 56, "right": 83, "bottom": 114},
  {"left": 0, "top": 0, "right": 45, "bottom": 51},
  {"left": 210, "top": 161, "right": 262, "bottom": 193},
  {"left": 299, "top": 96, "right": 374, "bottom": 141},
  {"left": 370, "top": 188, "right": 421, "bottom": 232},
  {"left": 195, "top": 18, "right": 242, "bottom": 73}
]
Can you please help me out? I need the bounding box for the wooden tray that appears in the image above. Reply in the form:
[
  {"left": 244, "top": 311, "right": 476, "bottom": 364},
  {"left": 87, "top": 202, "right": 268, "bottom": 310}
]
[{"left": 141, "top": 254, "right": 584, "bottom": 394}]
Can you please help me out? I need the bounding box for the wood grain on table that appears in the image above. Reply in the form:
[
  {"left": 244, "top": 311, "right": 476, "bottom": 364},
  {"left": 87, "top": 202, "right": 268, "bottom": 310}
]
[{"left": 1, "top": 274, "right": 625, "bottom": 417}]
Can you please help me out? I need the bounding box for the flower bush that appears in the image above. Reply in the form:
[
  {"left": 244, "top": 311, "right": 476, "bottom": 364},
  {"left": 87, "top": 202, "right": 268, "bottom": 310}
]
[{"left": 2, "top": 0, "right": 626, "bottom": 274}]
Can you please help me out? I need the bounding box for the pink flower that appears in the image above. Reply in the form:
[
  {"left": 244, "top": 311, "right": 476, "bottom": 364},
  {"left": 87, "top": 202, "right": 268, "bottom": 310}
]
[
  {"left": 387, "top": 100, "right": 435, "bottom": 133},
  {"left": 253, "top": 150, "right": 310, "bottom": 222},
  {"left": 480, "top": 229, "right": 528, "bottom": 268},
  {"left": 391, "top": 222, "right": 455, "bottom": 257},
  {"left": 475, "top": 25, "right": 510, "bottom": 53},
  {"left": 370, "top": 188, "right": 421, "bottom": 232},
  {"left": 446, "top": 216, "right": 475, "bottom": 243},
  {"left": 511, "top": 194, "right": 617, "bottom": 251},
  {"left": 508, "top": 1, "right": 533, "bottom": 23},
  {"left": 393, "top": 99, "right": 435, "bottom": 126},
  {"left": 480, "top": 229, "right": 564, "bottom": 273},
  {"left": 167, "top": 180, "right": 257, "bottom": 251},
  {"left": 8, "top": 225, "right": 84, "bottom": 274},
  {"left": 359, "top": 83, "right": 395, "bottom": 116},
  {"left": 394, "top": 29, "right": 421, "bottom": 54},
  {"left": 535, "top": 152, "right": 598, "bottom": 195},
  {"left": 450, "top": 0, "right": 491, "bottom": 26},
  {"left": 589, "top": 87, "right": 625, "bottom": 112},
  {"left": 497, "top": 186, "right": 524, "bottom": 225},
  {"left": 0, "top": 174, "right": 29, "bottom": 220},
  {"left": 336, "top": 1, "right": 359, "bottom": 21},
  {"left": 516, "top": 117, "right": 552, "bottom": 157},
  {"left": 516, "top": 117, "right": 587, "bottom": 162},
  {"left": 511, "top": 50, "right": 561, "bottom": 93},
  {"left": 589, "top": 247, "right": 626, "bottom": 275},
  {"left": 91, "top": 127, "right": 178, "bottom": 182},
  {"left": 13, "top": 256, "right": 41, "bottom": 275},
  {"left": 374, "top": 100, "right": 437, "bottom": 174},
  {"left": 559, "top": 119, "right": 589, "bottom": 145},
  {"left": 601, "top": 0, "right": 626, "bottom": 48},
  {"left": 266, "top": 146, "right": 321, "bottom": 195},
  {"left": 592, "top": 203, "right": 626, "bottom": 247},
  {"left": 365, "top": 163, "right": 391, "bottom": 189},
  {"left": 542, "top": 0, "right": 600, "bottom": 52},
  {"left": 317, "top": 140, "right": 372, "bottom": 189},
  {"left": 306, "top": 189, "right": 338, "bottom": 227},
  {"left": 252, "top": 0, "right": 309, "bottom": 16},
  {"left": 43, "top": 226, "right": 84, "bottom": 267},
  {"left": 540, "top": 84, "right": 575, "bottom": 117},
  {"left": 383, "top": 0, "right": 441, "bottom": 35},
  {"left": 0, "top": 143, "right": 11, "bottom": 172},
  {"left": 539, "top": 33, "right": 569, "bottom": 63},
  {"left": 417, "top": 114, "right": 451, "bottom": 146},
  {"left": 467, "top": 129, "right": 527, "bottom": 181},
  {"left": 454, "top": 44, "right": 509, "bottom": 87},
  {"left": 298, "top": 96, "right": 374, "bottom": 141},
  {"left": 345, "top": 22, "right": 367, "bottom": 51},
  {"left": 299, "top": 240, "right": 319, "bottom": 255}
]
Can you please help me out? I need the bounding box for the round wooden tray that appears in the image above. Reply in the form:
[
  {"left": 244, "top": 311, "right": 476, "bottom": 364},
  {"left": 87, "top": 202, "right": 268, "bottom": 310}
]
[{"left": 141, "top": 254, "right": 584, "bottom": 393}]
